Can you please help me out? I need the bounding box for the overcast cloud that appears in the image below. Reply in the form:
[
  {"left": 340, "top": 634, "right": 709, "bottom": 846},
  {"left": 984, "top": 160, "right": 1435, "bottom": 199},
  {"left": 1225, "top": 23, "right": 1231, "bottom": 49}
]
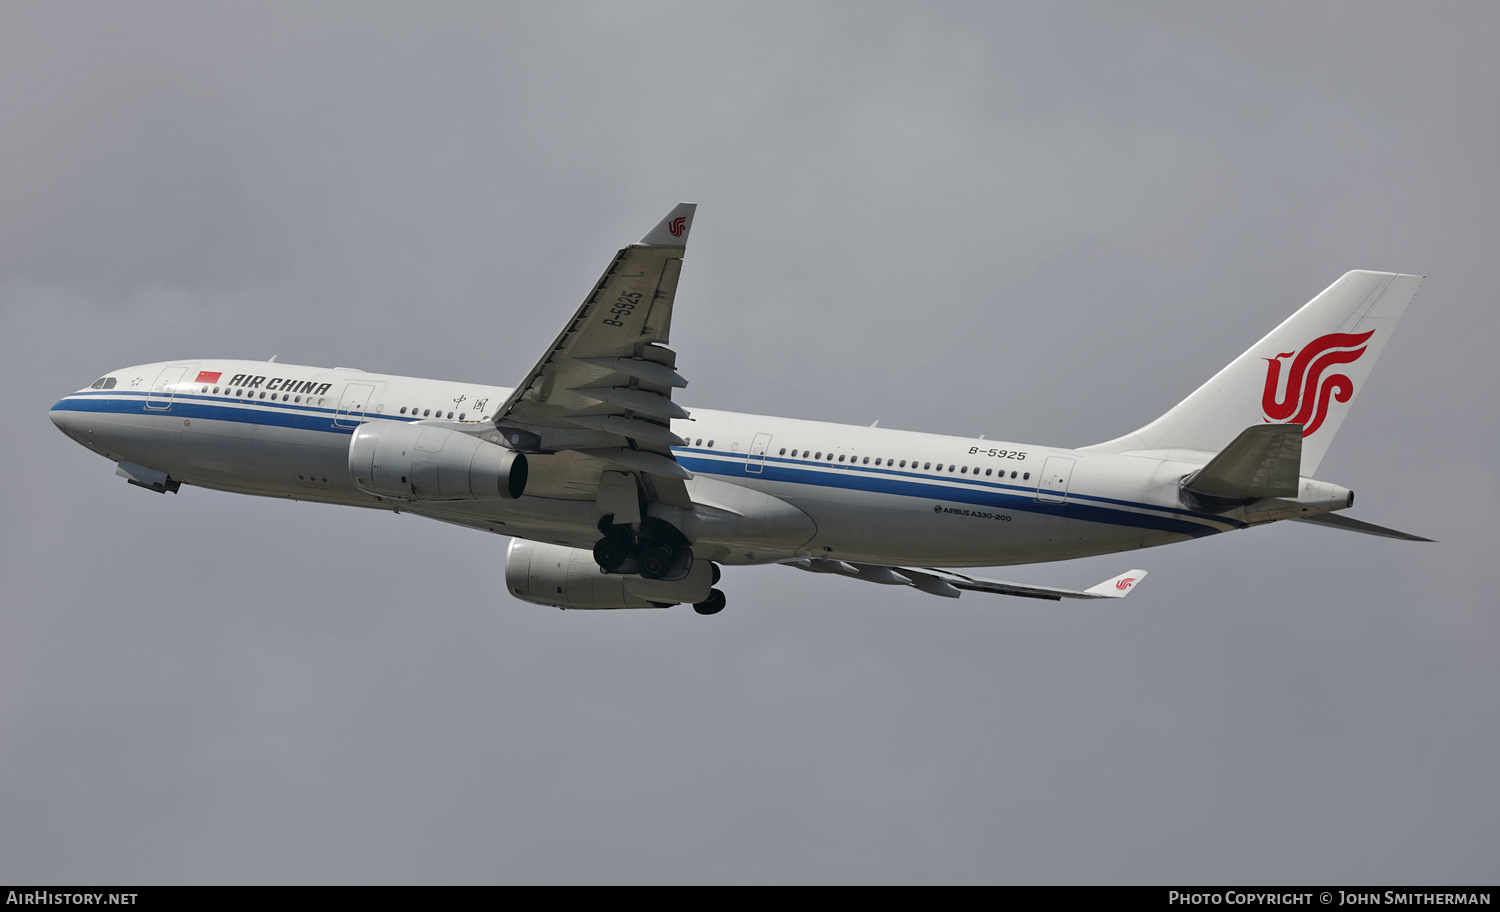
[{"left": 1, "top": 1, "right": 1496, "bottom": 884}]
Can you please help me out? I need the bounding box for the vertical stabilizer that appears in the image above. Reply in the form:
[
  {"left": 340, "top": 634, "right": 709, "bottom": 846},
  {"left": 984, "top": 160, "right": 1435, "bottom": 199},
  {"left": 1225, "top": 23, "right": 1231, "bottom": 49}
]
[{"left": 1083, "top": 271, "right": 1420, "bottom": 475}]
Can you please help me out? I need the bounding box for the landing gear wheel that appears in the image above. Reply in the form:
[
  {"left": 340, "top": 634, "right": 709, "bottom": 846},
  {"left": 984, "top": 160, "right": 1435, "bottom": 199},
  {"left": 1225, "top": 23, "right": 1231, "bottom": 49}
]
[
  {"left": 592, "top": 535, "right": 631, "bottom": 572},
  {"left": 638, "top": 540, "right": 678, "bottom": 579},
  {"left": 693, "top": 588, "right": 727, "bottom": 615}
]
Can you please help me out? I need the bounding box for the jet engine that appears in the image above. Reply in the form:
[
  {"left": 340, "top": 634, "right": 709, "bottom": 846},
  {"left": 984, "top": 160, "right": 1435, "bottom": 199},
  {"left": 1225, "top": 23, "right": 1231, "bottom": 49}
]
[
  {"left": 348, "top": 422, "right": 528, "bottom": 501},
  {"left": 505, "top": 539, "right": 715, "bottom": 609}
]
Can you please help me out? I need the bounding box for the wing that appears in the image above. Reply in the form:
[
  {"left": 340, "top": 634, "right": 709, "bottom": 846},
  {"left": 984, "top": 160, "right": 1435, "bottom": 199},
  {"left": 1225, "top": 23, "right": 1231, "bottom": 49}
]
[
  {"left": 785, "top": 558, "right": 1148, "bottom": 601},
  {"left": 492, "top": 203, "right": 697, "bottom": 506}
]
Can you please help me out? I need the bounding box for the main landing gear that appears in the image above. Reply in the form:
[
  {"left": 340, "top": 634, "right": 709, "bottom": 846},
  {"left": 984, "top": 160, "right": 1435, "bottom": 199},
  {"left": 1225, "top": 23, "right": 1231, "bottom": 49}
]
[
  {"left": 593, "top": 517, "right": 728, "bottom": 614},
  {"left": 591, "top": 516, "right": 692, "bottom": 580},
  {"left": 692, "top": 589, "right": 726, "bottom": 615},
  {"left": 694, "top": 561, "right": 725, "bottom": 615}
]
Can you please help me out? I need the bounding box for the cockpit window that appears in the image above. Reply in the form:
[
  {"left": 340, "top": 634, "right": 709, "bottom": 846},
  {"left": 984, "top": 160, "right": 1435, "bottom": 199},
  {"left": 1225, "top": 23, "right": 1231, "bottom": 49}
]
[{"left": 90, "top": 377, "right": 117, "bottom": 390}]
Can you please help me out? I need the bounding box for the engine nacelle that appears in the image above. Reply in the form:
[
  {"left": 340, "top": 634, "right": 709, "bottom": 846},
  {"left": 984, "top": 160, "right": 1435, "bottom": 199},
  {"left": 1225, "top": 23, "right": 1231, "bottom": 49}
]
[
  {"left": 504, "top": 539, "right": 712, "bottom": 609},
  {"left": 348, "top": 422, "right": 528, "bottom": 501}
]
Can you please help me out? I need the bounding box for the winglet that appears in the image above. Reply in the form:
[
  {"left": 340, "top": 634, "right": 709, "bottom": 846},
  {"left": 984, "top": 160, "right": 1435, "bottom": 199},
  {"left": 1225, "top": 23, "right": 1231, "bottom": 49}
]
[
  {"left": 637, "top": 203, "right": 697, "bottom": 247},
  {"left": 1084, "top": 570, "right": 1148, "bottom": 598}
]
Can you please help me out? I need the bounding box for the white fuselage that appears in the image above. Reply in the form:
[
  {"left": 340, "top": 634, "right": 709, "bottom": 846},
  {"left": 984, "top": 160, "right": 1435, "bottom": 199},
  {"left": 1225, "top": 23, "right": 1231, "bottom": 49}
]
[{"left": 51, "top": 358, "right": 1252, "bottom": 568}]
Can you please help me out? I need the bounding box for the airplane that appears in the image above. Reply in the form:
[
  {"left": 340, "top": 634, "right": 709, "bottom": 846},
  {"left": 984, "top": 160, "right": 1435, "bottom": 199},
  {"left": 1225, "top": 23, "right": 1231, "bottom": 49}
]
[{"left": 48, "top": 203, "right": 1431, "bottom": 615}]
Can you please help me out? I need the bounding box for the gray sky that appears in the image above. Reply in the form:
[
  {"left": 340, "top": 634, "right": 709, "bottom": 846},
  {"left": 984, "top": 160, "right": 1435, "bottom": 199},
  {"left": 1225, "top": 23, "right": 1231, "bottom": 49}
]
[{"left": 2, "top": 1, "right": 1496, "bottom": 884}]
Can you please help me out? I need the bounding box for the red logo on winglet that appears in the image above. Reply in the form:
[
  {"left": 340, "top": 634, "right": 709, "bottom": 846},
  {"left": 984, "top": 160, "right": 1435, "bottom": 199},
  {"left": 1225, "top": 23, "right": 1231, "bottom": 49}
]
[
  {"left": 668, "top": 216, "right": 686, "bottom": 237},
  {"left": 195, "top": 371, "right": 222, "bottom": 384},
  {"left": 1261, "top": 330, "right": 1374, "bottom": 437},
  {"left": 1116, "top": 577, "right": 1135, "bottom": 591}
]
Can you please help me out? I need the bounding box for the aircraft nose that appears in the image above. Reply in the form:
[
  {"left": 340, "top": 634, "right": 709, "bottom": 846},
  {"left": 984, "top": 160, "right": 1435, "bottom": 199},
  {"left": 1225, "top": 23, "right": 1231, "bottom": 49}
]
[{"left": 49, "top": 400, "right": 68, "bottom": 432}]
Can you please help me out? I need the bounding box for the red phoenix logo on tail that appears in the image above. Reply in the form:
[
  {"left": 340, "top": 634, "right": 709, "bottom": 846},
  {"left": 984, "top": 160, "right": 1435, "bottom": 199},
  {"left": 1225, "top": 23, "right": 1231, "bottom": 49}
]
[
  {"left": 1261, "top": 330, "right": 1374, "bottom": 437},
  {"left": 668, "top": 216, "right": 687, "bottom": 237},
  {"left": 1115, "top": 577, "right": 1135, "bottom": 591}
]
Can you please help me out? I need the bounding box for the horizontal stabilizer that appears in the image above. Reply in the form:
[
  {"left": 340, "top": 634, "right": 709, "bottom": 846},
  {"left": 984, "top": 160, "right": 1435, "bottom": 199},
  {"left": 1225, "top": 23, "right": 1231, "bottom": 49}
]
[
  {"left": 1184, "top": 424, "right": 1302, "bottom": 500},
  {"left": 1291, "top": 512, "right": 1434, "bottom": 542}
]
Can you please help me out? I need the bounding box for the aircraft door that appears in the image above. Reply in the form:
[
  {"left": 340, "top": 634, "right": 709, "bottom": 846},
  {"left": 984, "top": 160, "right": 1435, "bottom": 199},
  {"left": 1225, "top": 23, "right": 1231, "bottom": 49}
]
[
  {"left": 334, "top": 383, "right": 376, "bottom": 428},
  {"left": 745, "top": 433, "right": 773, "bottom": 474},
  {"left": 145, "top": 364, "right": 190, "bottom": 411},
  {"left": 1035, "top": 456, "right": 1075, "bottom": 503}
]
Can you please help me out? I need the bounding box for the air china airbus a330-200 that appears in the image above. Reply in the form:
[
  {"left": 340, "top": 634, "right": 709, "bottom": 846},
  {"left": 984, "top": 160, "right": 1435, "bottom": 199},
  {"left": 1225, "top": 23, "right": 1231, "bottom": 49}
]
[{"left": 49, "top": 204, "right": 1431, "bottom": 614}]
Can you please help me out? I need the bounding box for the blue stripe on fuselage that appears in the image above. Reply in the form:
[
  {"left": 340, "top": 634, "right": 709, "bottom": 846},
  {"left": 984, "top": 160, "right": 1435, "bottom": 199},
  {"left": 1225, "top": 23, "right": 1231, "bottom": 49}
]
[
  {"left": 674, "top": 451, "right": 1239, "bottom": 538},
  {"left": 53, "top": 390, "right": 422, "bottom": 435},
  {"left": 54, "top": 393, "right": 1237, "bottom": 538}
]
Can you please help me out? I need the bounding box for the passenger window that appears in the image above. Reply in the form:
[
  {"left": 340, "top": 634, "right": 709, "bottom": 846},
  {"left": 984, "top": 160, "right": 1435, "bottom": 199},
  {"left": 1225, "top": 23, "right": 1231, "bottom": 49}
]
[
  {"left": 1011, "top": 471, "right": 1018, "bottom": 478},
  {"left": 862, "top": 457, "right": 869, "bottom": 464},
  {"left": 695, "top": 438, "right": 702, "bottom": 446},
  {"left": 295, "top": 396, "right": 302, "bottom": 403},
  {"left": 258, "top": 392, "right": 266, "bottom": 399},
  {"left": 423, "top": 409, "right": 431, "bottom": 417},
  {"left": 923, "top": 462, "right": 931, "bottom": 470},
  {"left": 838, "top": 455, "right": 845, "bottom": 462},
  {"left": 815, "top": 452, "right": 821, "bottom": 459},
  {"left": 779, "top": 448, "right": 786, "bottom": 455},
  {"left": 213, "top": 387, "right": 220, "bottom": 394},
  {"left": 874, "top": 458, "right": 881, "bottom": 466},
  {"left": 985, "top": 468, "right": 992, "bottom": 476},
  {"left": 707, "top": 440, "right": 714, "bottom": 448},
  {"left": 447, "top": 412, "right": 454, "bottom": 419},
  {"left": 1023, "top": 472, "right": 1030, "bottom": 480},
  {"left": 400, "top": 407, "right": 407, "bottom": 414},
  {"left": 459, "top": 413, "right": 465, "bottom": 421},
  {"left": 961, "top": 466, "right": 968, "bottom": 474}
]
